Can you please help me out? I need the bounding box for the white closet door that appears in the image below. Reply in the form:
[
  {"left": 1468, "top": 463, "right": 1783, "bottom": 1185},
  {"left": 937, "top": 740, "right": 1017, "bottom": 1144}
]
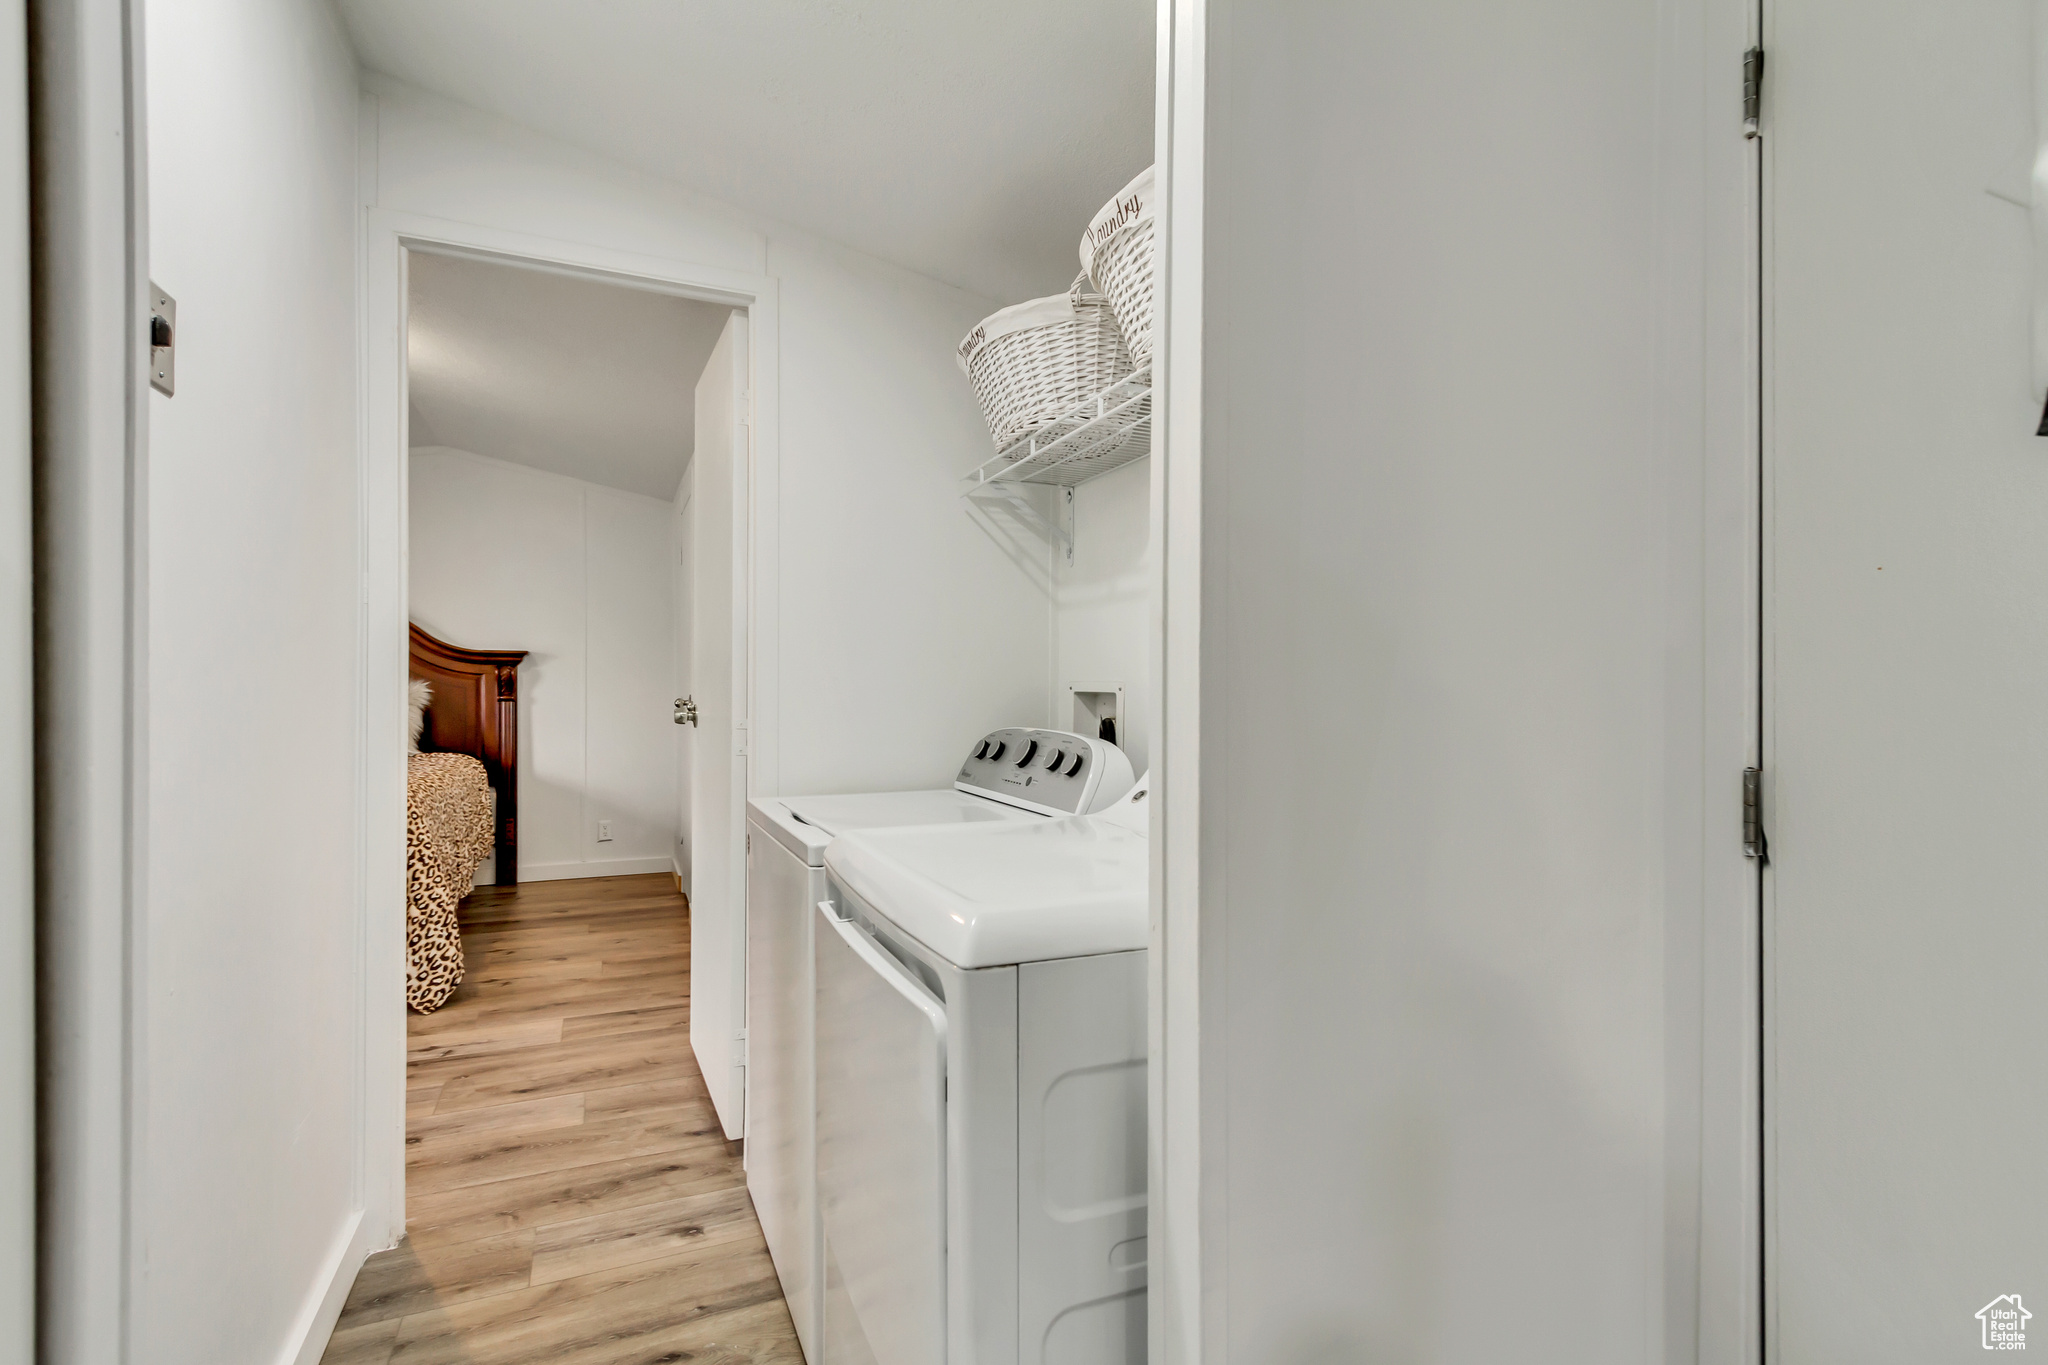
[
  {"left": 689, "top": 309, "right": 749, "bottom": 1138},
  {"left": 815, "top": 901, "right": 947, "bottom": 1365},
  {"left": 1766, "top": 1, "right": 2048, "bottom": 1355}
]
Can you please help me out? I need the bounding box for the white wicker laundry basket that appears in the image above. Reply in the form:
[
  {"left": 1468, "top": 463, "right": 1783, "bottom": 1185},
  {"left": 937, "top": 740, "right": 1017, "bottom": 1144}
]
[
  {"left": 957, "top": 274, "right": 1134, "bottom": 452},
  {"left": 1080, "top": 166, "right": 1155, "bottom": 366}
]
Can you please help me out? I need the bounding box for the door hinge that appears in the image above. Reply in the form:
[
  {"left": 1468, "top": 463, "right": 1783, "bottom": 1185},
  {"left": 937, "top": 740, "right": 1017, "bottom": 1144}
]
[
  {"left": 1742, "top": 46, "right": 1765, "bottom": 139},
  {"left": 1742, "top": 766, "right": 1767, "bottom": 860}
]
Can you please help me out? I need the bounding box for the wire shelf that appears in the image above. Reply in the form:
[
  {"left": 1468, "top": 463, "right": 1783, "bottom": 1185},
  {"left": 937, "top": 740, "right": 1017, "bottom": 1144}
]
[{"left": 962, "top": 365, "right": 1151, "bottom": 491}]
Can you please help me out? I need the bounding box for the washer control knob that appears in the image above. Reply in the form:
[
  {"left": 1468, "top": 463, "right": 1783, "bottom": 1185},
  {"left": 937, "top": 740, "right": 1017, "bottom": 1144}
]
[
  {"left": 988, "top": 740, "right": 1007, "bottom": 762},
  {"left": 1043, "top": 748, "right": 1066, "bottom": 771},
  {"left": 1016, "top": 739, "right": 1039, "bottom": 768},
  {"left": 1065, "top": 752, "right": 1085, "bottom": 777},
  {"left": 974, "top": 739, "right": 991, "bottom": 759}
]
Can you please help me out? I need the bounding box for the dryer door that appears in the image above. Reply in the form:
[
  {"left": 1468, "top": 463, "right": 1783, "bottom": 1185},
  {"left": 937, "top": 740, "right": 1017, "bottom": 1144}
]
[{"left": 815, "top": 900, "right": 947, "bottom": 1365}]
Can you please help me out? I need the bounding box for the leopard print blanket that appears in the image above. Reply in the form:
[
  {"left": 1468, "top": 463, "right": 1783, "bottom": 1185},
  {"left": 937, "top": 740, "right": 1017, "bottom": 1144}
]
[{"left": 406, "top": 752, "right": 495, "bottom": 1012}]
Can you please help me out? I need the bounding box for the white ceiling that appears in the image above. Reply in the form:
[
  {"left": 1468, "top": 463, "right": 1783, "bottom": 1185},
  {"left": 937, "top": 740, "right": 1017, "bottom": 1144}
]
[
  {"left": 335, "top": 0, "right": 1154, "bottom": 304},
  {"left": 407, "top": 250, "right": 732, "bottom": 499}
]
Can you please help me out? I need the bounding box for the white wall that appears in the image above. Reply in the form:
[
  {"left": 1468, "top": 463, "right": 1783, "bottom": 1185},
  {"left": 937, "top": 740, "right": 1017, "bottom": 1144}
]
[
  {"left": 410, "top": 447, "right": 676, "bottom": 880},
  {"left": 365, "top": 78, "right": 1057, "bottom": 798},
  {"left": 142, "top": 3, "right": 364, "bottom": 1363},
  {"left": 1053, "top": 455, "right": 1151, "bottom": 774},
  {"left": 1165, "top": 1, "right": 1748, "bottom": 1361}
]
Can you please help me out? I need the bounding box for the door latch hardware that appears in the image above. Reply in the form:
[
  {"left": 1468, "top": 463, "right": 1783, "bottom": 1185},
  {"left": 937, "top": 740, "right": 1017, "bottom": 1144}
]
[
  {"left": 1742, "top": 47, "right": 1765, "bottom": 139},
  {"left": 674, "top": 696, "right": 698, "bottom": 726},
  {"left": 1742, "top": 766, "right": 1767, "bottom": 860},
  {"left": 149, "top": 283, "right": 175, "bottom": 396}
]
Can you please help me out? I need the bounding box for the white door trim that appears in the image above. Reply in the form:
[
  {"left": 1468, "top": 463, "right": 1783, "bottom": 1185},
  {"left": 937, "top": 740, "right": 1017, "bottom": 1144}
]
[
  {"left": 356, "top": 205, "right": 782, "bottom": 1246},
  {"left": 1151, "top": 2, "right": 1214, "bottom": 1361},
  {"left": 31, "top": 0, "right": 151, "bottom": 1359},
  {"left": 1702, "top": 7, "right": 1767, "bottom": 1364},
  {"left": 0, "top": 0, "right": 30, "bottom": 1347}
]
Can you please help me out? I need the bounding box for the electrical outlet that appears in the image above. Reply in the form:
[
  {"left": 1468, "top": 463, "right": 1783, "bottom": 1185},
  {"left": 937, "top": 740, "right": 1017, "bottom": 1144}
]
[{"left": 597, "top": 820, "right": 614, "bottom": 843}]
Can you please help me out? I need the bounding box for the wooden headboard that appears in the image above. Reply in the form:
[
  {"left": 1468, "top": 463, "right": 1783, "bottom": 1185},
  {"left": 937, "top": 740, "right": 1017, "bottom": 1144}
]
[{"left": 409, "top": 622, "right": 527, "bottom": 886}]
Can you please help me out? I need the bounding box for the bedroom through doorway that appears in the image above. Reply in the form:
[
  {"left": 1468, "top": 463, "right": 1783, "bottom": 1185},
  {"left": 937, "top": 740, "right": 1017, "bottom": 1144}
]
[{"left": 330, "top": 243, "right": 787, "bottom": 1359}]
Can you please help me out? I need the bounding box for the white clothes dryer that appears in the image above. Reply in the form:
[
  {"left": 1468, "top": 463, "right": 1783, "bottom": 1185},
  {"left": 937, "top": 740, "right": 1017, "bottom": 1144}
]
[
  {"left": 744, "top": 730, "right": 1133, "bottom": 1361},
  {"left": 815, "top": 775, "right": 1150, "bottom": 1365}
]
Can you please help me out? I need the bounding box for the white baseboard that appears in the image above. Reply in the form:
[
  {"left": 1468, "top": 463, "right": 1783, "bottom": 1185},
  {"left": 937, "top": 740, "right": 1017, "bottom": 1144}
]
[
  {"left": 278, "top": 1207, "right": 370, "bottom": 1365},
  {"left": 517, "top": 856, "right": 675, "bottom": 883}
]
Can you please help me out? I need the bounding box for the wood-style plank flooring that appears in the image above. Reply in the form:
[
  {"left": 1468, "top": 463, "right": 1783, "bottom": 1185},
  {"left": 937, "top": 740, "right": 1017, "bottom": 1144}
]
[{"left": 323, "top": 873, "right": 803, "bottom": 1365}]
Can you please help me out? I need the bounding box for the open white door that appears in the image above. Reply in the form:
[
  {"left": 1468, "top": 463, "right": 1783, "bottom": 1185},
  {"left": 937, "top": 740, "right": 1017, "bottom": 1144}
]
[
  {"left": 674, "top": 464, "right": 694, "bottom": 893},
  {"left": 689, "top": 310, "right": 750, "bottom": 1139}
]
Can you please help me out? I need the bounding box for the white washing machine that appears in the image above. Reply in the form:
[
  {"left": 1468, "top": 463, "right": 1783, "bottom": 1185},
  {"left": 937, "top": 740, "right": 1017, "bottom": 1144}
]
[
  {"left": 744, "top": 729, "right": 1134, "bottom": 1362},
  {"left": 814, "top": 773, "right": 1150, "bottom": 1365}
]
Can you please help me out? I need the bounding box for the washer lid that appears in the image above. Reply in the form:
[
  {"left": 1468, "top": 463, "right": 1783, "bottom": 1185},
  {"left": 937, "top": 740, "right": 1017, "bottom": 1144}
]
[
  {"left": 824, "top": 815, "right": 1147, "bottom": 968},
  {"left": 748, "top": 789, "right": 1033, "bottom": 865}
]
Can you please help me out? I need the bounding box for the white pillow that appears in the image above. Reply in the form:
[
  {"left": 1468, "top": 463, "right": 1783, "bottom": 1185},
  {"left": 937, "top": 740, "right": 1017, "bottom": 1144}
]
[{"left": 408, "top": 677, "right": 431, "bottom": 753}]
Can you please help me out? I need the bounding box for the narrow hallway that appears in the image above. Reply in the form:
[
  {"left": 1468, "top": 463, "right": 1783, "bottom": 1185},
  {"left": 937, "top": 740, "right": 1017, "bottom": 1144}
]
[{"left": 323, "top": 874, "right": 800, "bottom": 1365}]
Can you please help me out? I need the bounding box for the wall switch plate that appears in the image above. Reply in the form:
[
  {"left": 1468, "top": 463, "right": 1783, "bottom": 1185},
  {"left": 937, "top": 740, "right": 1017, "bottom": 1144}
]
[{"left": 597, "top": 820, "right": 614, "bottom": 842}]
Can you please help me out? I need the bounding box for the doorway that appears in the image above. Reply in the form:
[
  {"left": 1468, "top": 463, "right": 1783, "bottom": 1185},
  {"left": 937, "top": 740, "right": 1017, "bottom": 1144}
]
[{"left": 346, "top": 218, "right": 785, "bottom": 1356}]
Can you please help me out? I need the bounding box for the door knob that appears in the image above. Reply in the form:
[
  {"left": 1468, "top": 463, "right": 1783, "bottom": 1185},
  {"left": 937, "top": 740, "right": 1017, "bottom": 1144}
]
[{"left": 674, "top": 696, "right": 699, "bottom": 727}]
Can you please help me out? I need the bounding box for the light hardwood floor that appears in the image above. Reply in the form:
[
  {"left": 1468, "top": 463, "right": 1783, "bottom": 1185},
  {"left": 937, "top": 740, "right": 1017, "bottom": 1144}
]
[{"left": 322, "top": 873, "right": 803, "bottom": 1365}]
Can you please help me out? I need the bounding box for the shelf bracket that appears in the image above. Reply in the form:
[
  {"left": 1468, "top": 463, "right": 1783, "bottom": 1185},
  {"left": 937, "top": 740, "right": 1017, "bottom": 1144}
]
[
  {"left": 957, "top": 363, "right": 1152, "bottom": 566},
  {"left": 964, "top": 479, "right": 1073, "bottom": 562}
]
